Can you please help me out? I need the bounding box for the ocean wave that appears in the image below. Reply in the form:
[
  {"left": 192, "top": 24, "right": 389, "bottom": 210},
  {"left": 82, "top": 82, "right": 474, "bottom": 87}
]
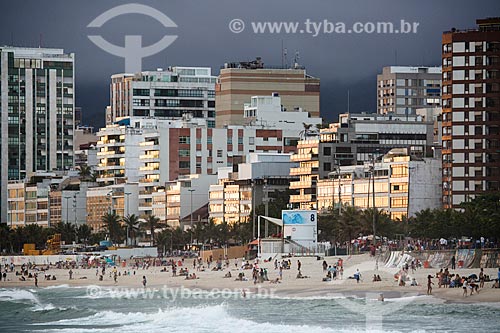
[
  {"left": 270, "top": 293, "right": 364, "bottom": 301},
  {"left": 32, "top": 304, "right": 338, "bottom": 333},
  {"left": 0, "top": 288, "right": 40, "bottom": 304},
  {"left": 43, "top": 284, "right": 71, "bottom": 290}
]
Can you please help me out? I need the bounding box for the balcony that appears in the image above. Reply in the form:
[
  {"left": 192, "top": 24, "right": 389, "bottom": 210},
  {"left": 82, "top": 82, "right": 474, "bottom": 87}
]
[
  {"left": 290, "top": 194, "right": 314, "bottom": 203},
  {"left": 290, "top": 153, "right": 317, "bottom": 162},
  {"left": 289, "top": 180, "right": 316, "bottom": 189},
  {"left": 290, "top": 166, "right": 318, "bottom": 176},
  {"left": 139, "top": 153, "right": 160, "bottom": 160}
]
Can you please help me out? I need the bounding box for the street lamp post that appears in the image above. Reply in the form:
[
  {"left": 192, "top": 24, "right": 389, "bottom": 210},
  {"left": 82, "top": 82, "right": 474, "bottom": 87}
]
[
  {"left": 251, "top": 180, "right": 255, "bottom": 240},
  {"left": 263, "top": 179, "right": 269, "bottom": 238},
  {"left": 47, "top": 186, "right": 51, "bottom": 228},
  {"left": 125, "top": 192, "right": 131, "bottom": 246},
  {"left": 336, "top": 161, "right": 342, "bottom": 215},
  {"left": 73, "top": 194, "right": 77, "bottom": 225},
  {"left": 188, "top": 189, "right": 195, "bottom": 245}
]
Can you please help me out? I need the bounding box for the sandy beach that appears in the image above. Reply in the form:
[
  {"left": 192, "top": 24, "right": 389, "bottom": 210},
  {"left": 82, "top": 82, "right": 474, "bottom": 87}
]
[{"left": 1, "top": 253, "right": 499, "bottom": 304}]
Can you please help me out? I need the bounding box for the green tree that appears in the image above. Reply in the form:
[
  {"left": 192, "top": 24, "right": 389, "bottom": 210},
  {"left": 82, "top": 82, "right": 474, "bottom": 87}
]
[
  {"left": 141, "top": 215, "right": 161, "bottom": 246},
  {"left": 155, "top": 228, "right": 171, "bottom": 255},
  {"left": 76, "top": 224, "right": 92, "bottom": 245},
  {"left": 101, "top": 212, "right": 123, "bottom": 244},
  {"left": 78, "top": 165, "right": 93, "bottom": 181},
  {"left": 123, "top": 214, "right": 141, "bottom": 246},
  {"left": 52, "top": 222, "right": 76, "bottom": 244}
]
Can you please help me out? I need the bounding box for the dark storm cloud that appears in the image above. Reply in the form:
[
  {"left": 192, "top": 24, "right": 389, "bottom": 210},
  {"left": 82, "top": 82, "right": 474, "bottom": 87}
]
[{"left": 1, "top": 0, "right": 499, "bottom": 128}]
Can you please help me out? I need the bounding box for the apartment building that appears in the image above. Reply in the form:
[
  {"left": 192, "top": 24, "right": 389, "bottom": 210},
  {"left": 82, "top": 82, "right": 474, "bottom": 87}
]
[
  {"left": 377, "top": 66, "right": 441, "bottom": 115},
  {"left": 442, "top": 18, "right": 500, "bottom": 208},
  {"left": 0, "top": 47, "right": 75, "bottom": 224},
  {"left": 316, "top": 153, "right": 441, "bottom": 220},
  {"left": 209, "top": 153, "right": 297, "bottom": 225},
  {"left": 107, "top": 67, "right": 216, "bottom": 126},
  {"left": 215, "top": 57, "right": 320, "bottom": 127}
]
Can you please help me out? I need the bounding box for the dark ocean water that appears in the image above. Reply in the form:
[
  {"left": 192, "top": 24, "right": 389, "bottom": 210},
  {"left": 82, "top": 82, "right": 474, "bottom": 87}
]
[{"left": 0, "top": 286, "right": 499, "bottom": 332}]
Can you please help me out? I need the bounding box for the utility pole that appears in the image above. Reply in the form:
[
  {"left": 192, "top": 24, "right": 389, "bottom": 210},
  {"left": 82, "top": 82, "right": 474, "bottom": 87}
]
[
  {"left": 370, "top": 155, "right": 376, "bottom": 246},
  {"left": 125, "top": 192, "right": 131, "bottom": 246},
  {"left": 251, "top": 180, "right": 256, "bottom": 239},
  {"left": 264, "top": 179, "right": 269, "bottom": 238},
  {"left": 189, "top": 189, "right": 195, "bottom": 246}
]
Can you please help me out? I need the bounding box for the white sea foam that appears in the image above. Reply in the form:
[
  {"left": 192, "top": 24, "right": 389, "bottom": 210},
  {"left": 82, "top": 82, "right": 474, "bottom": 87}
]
[
  {"left": 0, "top": 288, "right": 40, "bottom": 304},
  {"left": 43, "top": 284, "right": 71, "bottom": 290},
  {"left": 32, "top": 303, "right": 58, "bottom": 311},
  {"left": 33, "top": 304, "right": 340, "bottom": 333}
]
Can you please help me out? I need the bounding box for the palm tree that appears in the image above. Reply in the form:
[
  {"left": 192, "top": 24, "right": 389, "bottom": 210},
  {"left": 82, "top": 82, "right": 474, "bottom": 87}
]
[
  {"left": 0, "top": 224, "right": 12, "bottom": 253},
  {"left": 155, "top": 229, "right": 171, "bottom": 256},
  {"left": 300, "top": 122, "right": 313, "bottom": 139},
  {"left": 101, "top": 212, "right": 123, "bottom": 244},
  {"left": 78, "top": 165, "right": 93, "bottom": 181},
  {"left": 141, "top": 215, "right": 160, "bottom": 246},
  {"left": 123, "top": 214, "right": 141, "bottom": 246},
  {"left": 337, "top": 205, "right": 361, "bottom": 243},
  {"left": 52, "top": 222, "right": 76, "bottom": 244},
  {"left": 76, "top": 224, "right": 92, "bottom": 245}
]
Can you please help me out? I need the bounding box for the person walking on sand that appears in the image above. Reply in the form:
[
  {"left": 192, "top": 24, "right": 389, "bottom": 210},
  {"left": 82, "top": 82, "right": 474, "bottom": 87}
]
[
  {"left": 354, "top": 269, "right": 361, "bottom": 283},
  {"left": 451, "top": 256, "right": 456, "bottom": 270},
  {"left": 463, "top": 279, "right": 468, "bottom": 297},
  {"left": 69, "top": 269, "right": 73, "bottom": 280},
  {"left": 427, "top": 275, "right": 434, "bottom": 295},
  {"left": 297, "top": 260, "right": 302, "bottom": 271},
  {"left": 34, "top": 273, "right": 38, "bottom": 288},
  {"left": 142, "top": 275, "right": 147, "bottom": 288},
  {"left": 479, "top": 268, "right": 485, "bottom": 289}
]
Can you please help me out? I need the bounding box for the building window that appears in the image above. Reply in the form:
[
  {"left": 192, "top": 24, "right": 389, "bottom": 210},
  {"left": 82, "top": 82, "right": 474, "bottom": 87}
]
[
  {"left": 179, "top": 136, "right": 190, "bottom": 144},
  {"left": 133, "top": 89, "right": 150, "bottom": 96},
  {"left": 391, "top": 197, "right": 408, "bottom": 208},
  {"left": 179, "top": 149, "right": 190, "bottom": 157},
  {"left": 179, "top": 161, "right": 190, "bottom": 169},
  {"left": 217, "top": 150, "right": 223, "bottom": 158},
  {"left": 323, "top": 147, "right": 331, "bottom": 156},
  {"left": 249, "top": 137, "right": 255, "bottom": 145}
]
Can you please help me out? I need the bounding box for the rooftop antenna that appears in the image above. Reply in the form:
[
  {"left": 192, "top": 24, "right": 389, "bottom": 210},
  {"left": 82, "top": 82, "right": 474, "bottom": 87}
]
[
  {"left": 39, "top": 33, "right": 43, "bottom": 48},
  {"left": 293, "top": 51, "right": 300, "bottom": 68},
  {"left": 11, "top": 32, "right": 14, "bottom": 46},
  {"left": 394, "top": 49, "right": 398, "bottom": 66},
  {"left": 283, "top": 48, "right": 288, "bottom": 69},
  {"left": 281, "top": 40, "right": 284, "bottom": 69},
  {"left": 347, "top": 89, "right": 350, "bottom": 114}
]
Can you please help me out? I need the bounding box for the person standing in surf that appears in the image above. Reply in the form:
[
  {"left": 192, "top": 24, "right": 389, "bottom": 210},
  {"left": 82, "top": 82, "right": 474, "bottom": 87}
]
[
  {"left": 427, "top": 275, "right": 434, "bottom": 295},
  {"left": 142, "top": 276, "right": 147, "bottom": 288}
]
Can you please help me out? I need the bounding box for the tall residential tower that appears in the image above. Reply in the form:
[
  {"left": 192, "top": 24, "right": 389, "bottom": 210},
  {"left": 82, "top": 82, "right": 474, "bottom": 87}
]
[
  {"left": 442, "top": 18, "right": 500, "bottom": 208},
  {"left": 1, "top": 47, "right": 75, "bottom": 224}
]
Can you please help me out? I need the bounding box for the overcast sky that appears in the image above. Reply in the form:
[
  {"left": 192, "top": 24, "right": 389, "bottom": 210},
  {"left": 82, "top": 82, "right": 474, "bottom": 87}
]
[{"left": 1, "top": 0, "right": 499, "bottom": 128}]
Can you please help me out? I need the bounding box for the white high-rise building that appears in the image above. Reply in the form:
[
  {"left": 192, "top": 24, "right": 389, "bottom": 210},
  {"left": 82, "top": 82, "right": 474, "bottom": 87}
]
[{"left": 108, "top": 67, "right": 216, "bottom": 127}]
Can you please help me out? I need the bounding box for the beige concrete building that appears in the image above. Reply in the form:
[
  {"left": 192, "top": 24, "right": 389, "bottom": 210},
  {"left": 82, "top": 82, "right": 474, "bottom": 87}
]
[
  {"left": 215, "top": 58, "right": 320, "bottom": 127},
  {"left": 316, "top": 154, "right": 441, "bottom": 221}
]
